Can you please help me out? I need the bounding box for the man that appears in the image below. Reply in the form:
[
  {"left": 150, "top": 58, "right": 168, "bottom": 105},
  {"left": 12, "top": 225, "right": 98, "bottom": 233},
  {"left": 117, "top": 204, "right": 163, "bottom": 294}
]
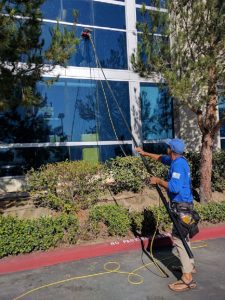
[{"left": 136, "top": 138, "right": 197, "bottom": 292}]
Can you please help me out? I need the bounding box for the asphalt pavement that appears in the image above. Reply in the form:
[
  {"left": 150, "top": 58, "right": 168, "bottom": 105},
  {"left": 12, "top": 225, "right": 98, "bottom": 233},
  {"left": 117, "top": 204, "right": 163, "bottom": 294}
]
[{"left": 0, "top": 238, "right": 225, "bottom": 300}]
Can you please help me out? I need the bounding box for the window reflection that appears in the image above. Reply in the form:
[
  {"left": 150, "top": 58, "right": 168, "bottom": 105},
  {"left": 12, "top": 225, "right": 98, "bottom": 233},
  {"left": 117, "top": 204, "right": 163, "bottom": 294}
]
[
  {"left": 219, "top": 101, "right": 225, "bottom": 138},
  {"left": 136, "top": 0, "right": 167, "bottom": 8},
  {"left": 0, "top": 144, "right": 132, "bottom": 176},
  {"left": 41, "top": 0, "right": 125, "bottom": 29},
  {"left": 140, "top": 84, "right": 173, "bottom": 140},
  {"left": 0, "top": 147, "right": 69, "bottom": 176},
  {"left": 0, "top": 78, "right": 130, "bottom": 144},
  {"left": 221, "top": 140, "right": 225, "bottom": 150},
  {"left": 41, "top": 24, "right": 128, "bottom": 69},
  {"left": 143, "top": 142, "right": 168, "bottom": 154},
  {"left": 136, "top": 8, "right": 167, "bottom": 34}
]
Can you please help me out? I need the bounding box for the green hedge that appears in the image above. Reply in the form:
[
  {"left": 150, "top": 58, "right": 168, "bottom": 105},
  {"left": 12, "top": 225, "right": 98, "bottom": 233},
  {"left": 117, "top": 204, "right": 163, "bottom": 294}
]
[
  {"left": 26, "top": 160, "right": 106, "bottom": 212},
  {"left": 186, "top": 151, "right": 225, "bottom": 191},
  {"left": 0, "top": 214, "right": 78, "bottom": 258},
  {"left": 25, "top": 151, "right": 225, "bottom": 212},
  {"left": 106, "top": 156, "right": 167, "bottom": 193},
  {"left": 1, "top": 202, "right": 225, "bottom": 258},
  {"left": 89, "top": 204, "right": 131, "bottom": 236},
  {"left": 88, "top": 202, "right": 225, "bottom": 238},
  {"left": 195, "top": 202, "right": 225, "bottom": 223}
]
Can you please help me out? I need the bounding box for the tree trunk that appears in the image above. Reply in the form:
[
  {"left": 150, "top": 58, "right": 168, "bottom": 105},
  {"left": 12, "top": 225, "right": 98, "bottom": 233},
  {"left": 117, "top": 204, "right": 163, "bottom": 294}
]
[
  {"left": 199, "top": 66, "right": 217, "bottom": 203},
  {"left": 199, "top": 132, "right": 213, "bottom": 203}
]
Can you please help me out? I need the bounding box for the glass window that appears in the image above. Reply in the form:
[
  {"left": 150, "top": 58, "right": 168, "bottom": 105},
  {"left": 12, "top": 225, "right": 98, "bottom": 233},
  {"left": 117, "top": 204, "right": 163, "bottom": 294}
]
[
  {"left": 41, "top": 23, "right": 127, "bottom": 69},
  {"left": 0, "top": 143, "right": 132, "bottom": 176},
  {"left": 92, "top": 28, "right": 127, "bottom": 69},
  {"left": 136, "top": 8, "right": 167, "bottom": 33},
  {"left": 136, "top": 0, "right": 167, "bottom": 8},
  {"left": 143, "top": 142, "right": 168, "bottom": 154},
  {"left": 69, "top": 144, "right": 132, "bottom": 162},
  {"left": 41, "top": 0, "right": 94, "bottom": 25},
  {"left": 221, "top": 139, "right": 225, "bottom": 150},
  {"left": 0, "top": 78, "right": 130, "bottom": 144},
  {"left": 93, "top": 2, "right": 125, "bottom": 29},
  {"left": 0, "top": 147, "right": 70, "bottom": 176},
  {"left": 219, "top": 100, "right": 225, "bottom": 138},
  {"left": 96, "top": 81, "right": 131, "bottom": 141},
  {"left": 219, "top": 98, "right": 225, "bottom": 149},
  {"left": 41, "top": 0, "right": 125, "bottom": 29},
  {"left": 140, "top": 83, "right": 173, "bottom": 140}
]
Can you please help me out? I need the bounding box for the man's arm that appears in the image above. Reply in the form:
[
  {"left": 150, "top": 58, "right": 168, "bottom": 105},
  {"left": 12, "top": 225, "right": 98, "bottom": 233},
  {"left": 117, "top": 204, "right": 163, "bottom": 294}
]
[
  {"left": 150, "top": 177, "right": 168, "bottom": 189},
  {"left": 135, "top": 147, "right": 162, "bottom": 162}
]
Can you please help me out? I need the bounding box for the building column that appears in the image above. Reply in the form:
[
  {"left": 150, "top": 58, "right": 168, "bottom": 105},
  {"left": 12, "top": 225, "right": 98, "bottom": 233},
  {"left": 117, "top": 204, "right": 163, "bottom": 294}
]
[{"left": 125, "top": 0, "right": 142, "bottom": 152}]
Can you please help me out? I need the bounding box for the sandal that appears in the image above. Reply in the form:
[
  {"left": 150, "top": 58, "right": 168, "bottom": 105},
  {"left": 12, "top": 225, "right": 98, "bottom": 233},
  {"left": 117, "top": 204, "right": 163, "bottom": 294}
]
[{"left": 168, "top": 279, "right": 197, "bottom": 292}]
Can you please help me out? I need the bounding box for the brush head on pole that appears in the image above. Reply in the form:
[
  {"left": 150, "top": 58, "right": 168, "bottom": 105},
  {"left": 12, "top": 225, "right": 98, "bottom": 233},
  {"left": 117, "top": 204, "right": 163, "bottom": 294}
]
[{"left": 81, "top": 28, "right": 92, "bottom": 39}]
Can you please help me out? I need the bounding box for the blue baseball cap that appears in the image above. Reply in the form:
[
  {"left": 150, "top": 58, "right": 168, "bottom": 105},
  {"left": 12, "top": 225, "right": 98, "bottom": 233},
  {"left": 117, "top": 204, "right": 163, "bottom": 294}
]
[{"left": 165, "top": 138, "right": 185, "bottom": 154}]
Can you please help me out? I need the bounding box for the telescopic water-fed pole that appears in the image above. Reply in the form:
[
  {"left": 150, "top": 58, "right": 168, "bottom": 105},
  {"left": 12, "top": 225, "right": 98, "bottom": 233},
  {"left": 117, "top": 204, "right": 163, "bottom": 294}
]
[{"left": 83, "top": 28, "right": 194, "bottom": 259}]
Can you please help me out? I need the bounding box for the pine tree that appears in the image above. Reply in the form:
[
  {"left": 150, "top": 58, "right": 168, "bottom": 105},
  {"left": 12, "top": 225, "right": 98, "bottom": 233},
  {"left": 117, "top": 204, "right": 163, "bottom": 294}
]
[
  {"left": 0, "top": 0, "right": 79, "bottom": 109},
  {"left": 131, "top": 0, "right": 225, "bottom": 202}
]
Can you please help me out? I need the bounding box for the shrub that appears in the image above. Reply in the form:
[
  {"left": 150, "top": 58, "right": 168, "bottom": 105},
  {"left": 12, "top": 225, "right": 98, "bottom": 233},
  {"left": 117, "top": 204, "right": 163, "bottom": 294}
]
[
  {"left": 0, "top": 214, "right": 79, "bottom": 258},
  {"left": 26, "top": 160, "right": 106, "bottom": 211},
  {"left": 195, "top": 202, "right": 225, "bottom": 223},
  {"left": 130, "top": 205, "right": 171, "bottom": 236},
  {"left": 211, "top": 151, "right": 225, "bottom": 192},
  {"left": 106, "top": 156, "right": 167, "bottom": 194},
  {"left": 186, "top": 150, "right": 225, "bottom": 192},
  {"left": 89, "top": 204, "right": 131, "bottom": 236},
  {"left": 131, "top": 202, "right": 225, "bottom": 236}
]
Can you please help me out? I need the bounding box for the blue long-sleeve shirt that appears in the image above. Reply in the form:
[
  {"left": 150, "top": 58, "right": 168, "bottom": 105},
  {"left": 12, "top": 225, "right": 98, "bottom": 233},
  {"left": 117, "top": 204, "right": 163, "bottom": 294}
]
[{"left": 161, "top": 155, "right": 193, "bottom": 203}]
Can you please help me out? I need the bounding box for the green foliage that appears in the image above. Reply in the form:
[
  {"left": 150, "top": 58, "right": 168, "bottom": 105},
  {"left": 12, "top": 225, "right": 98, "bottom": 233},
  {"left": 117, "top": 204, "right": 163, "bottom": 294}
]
[
  {"left": 130, "top": 205, "right": 171, "bottom": 235},
  {"left": 106, "top": 156, "right": 148, "bottom": 193},
  {"left": 131, "top": 202, "right": 225, "bottom": 236},
  {"left": 0, "top": 0, "right": 79, "bottom": 109},
  {"left": 195, "top": 202, "right": 225, "bottom": 224},
  {"left": 26, "top": 160, "right": 106, "bottom": 211},
  {"left": 106, "top": 156, "right": 167, "bottom": 194},
  {"left": 132, "top": 1, "right": 225, "bottom": 109},
  {"left": 186, "top": 151, "right": 225, "bottom": 192},
  {"left": 0, "top": 214, "right": 78, "bottom": 258},
  {"left": 211, "top": 151, "right": 225, "bottom": 192},
  {"left": 89, "top": 204, "right": 131, "bottom": 236},
  {"left": 132, "top": 1, "right": 225, "bottom": 201}
]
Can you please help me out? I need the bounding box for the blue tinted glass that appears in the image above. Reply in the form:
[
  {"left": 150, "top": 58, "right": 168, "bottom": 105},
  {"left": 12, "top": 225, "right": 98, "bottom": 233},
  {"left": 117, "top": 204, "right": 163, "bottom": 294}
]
[
  {"left": 41, "top": 0, "right": 94, "bottom": 25},
  {"left": 221, "top": 139, "right": 225, "bottom": 149},
  {"left": 99, "top": 145, "right": 132, "bottom": 161},
  {"left": 69, "top": 144, "right": 132, "bottom": 162},
  {"left": 143, "top": 142, "right": 168, "bottom": 154},
  {"left": 36, "top": 78, "right": 130, "bottom": 142},
  {"left": 136, "top": 0, "right": 166, "bottom": 8},
  {"left": 41, "top": 23, "right": 127, "bottom": 69},
  {"left": 0, "top": 143, "right": 132, "bottom": 176},
  {"left": 41, "top": 0, "right": 125, "bottom": 29},
  {"left": 219, "top": 101, "right": 225, "bottom": 137},
  {"left": 136, "top": 8, "right": 167, "bottom": 33},
  {"left": 0, "top": 79, "right": 130, "bottom": 144},
  {"left": 93, "top": 2, "right": 125, "bottom": 29},
  {"left": 97, "top": 81, "right": 130, "bottom": 141},
  {"left": 219, "top": 96, "right": 225, "bottom": 138},
  {"left": 93, "top": 29, "right": 127, "bottom": 69},
  {"left": 140, "top": 84, "right": 173, "bottom": 140},
  {"left": 0, "top": 147, "right": 70, "bottom": 176}
]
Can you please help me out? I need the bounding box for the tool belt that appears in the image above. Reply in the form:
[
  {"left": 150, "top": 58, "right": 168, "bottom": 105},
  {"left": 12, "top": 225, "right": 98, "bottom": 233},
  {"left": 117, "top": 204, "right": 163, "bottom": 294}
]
[{"left": 171, "top": 202, "right": 200, "bottom": 239}]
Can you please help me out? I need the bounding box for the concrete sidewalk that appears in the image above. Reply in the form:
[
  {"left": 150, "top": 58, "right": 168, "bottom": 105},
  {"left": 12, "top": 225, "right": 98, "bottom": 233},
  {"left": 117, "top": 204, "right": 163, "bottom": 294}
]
[{"left": 0, "top": 238, "right": 225, "bottom": 300}]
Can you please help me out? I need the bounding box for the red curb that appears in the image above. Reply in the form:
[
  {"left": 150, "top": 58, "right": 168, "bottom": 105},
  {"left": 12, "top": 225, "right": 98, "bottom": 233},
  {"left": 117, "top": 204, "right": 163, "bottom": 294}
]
[{"left": 0, "top": 225, "right": 224, "bottom": 275}]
